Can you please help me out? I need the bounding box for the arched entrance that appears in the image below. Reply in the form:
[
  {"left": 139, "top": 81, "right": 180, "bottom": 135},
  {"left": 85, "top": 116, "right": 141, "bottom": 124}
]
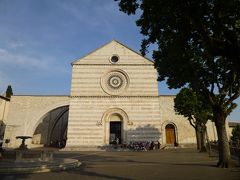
[
  {"left": 32, "top": 106, "right": 69, "bottom": 148},
  {"left": 165, "top": 124, "right": 176, "bottom": 144},
  {"left": 109, "top": 114, "right": 122, "bottom": 144},
  {"left": 101, "top": 108, "right": 130, "bottom": 145}
]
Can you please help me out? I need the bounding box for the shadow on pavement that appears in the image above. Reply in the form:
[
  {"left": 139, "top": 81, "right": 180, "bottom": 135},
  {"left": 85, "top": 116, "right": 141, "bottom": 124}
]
[
  {"left": 173, "top": 163, "right": 217, "bottom": 167},
  {"left": 67, "top": 163, "right": 133, "bottom": 180},
  {"left": 1, "top": 174, "right": 30, "bottom": 180}
]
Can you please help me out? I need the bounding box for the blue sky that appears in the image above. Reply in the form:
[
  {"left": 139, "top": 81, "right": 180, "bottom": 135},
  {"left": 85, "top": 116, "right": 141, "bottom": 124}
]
[{"left": 0, "top": 0, "right": 239, "bottom": 122}]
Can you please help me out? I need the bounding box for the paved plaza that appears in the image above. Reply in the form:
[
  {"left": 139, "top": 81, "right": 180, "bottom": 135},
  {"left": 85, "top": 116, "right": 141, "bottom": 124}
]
[{"left": 1, "top": 148, "right": 240, "bottom": 180}]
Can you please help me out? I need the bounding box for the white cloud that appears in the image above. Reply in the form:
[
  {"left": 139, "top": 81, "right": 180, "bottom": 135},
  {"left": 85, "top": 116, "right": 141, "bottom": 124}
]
[
  {"left": 0, "top": 48, "right": 7, "bottom": 54},
  {"left": 0, "top": 46, "right": 70, "bottom": 95},
  {"left": 57, "top": 0, "right": 121, "bottom": 29},
  {"left": 0, "top": 47, "right": 52, "bottom": 70},
  {"left": 7, "top": 41, "right": 24, "bottom": 49}
]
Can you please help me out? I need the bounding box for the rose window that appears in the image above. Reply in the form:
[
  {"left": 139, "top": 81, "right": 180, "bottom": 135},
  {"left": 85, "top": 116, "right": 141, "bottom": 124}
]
[
  {"left": 101, "top": 70, "right": 129, "bottom": 95},
  {"left": 108, "top": 75, "right": 123, "bottom": 89}
]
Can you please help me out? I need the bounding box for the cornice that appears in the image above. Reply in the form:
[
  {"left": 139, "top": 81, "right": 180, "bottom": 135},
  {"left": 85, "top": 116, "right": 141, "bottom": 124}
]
[
  {"left": 70, "top": 96, "right": 160, "bottom": 98},
  {"left": 13, "top": 95, "right": 69, "bottom": 97},
  {"left": 72, "top": 64, "right": 153, "bottom": 66}
]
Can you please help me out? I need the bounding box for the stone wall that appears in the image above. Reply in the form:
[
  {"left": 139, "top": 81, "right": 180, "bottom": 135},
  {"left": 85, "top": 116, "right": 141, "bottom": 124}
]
[
  {"left": 3, "top": 95, "right": 69, "bottom": 148},
  {"left": 158, "top": 95, "right": 232, "bottom": 144},
  {"left": 66, "top": 95, "right": 225, "bottom": 147},
  {"left": 66, "top": 96, "right": 161, "bottom": 147},
  {"left": 158, "top": 96, "right": 196, "bottom": 145},
  {"left": 71, "top": 65, "right": 158, "bottom": 96}
]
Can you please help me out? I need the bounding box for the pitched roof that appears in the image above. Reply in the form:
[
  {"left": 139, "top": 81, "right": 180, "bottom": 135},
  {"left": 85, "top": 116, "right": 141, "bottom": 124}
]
[{"left": 71, "top": 39, "right": 154, "bottom": 65}]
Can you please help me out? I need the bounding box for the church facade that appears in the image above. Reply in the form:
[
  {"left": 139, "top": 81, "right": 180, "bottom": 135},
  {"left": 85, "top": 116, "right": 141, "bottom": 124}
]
[{"left": 1, "top": 40, "right": 228, "bottom": 149}]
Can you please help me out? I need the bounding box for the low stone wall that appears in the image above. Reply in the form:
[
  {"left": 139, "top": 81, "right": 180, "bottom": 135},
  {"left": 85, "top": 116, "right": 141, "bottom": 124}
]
[{"left": 2, "top": 150, "right": 53, "bottom": 161}]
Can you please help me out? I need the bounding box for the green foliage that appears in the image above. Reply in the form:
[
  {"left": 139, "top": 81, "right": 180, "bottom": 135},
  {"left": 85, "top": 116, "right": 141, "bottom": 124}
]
[
  {"left": 231, "top": 125, "right": 240, "bottom": 142},
  {"left": 116, "top": 0, "right": 240, "bottom": 166},
  {"left": 116, "top": 0, "right": 240, "bottom": 116},
  {"left": 6, "top": 85, "right": 13, "bottom": 98},
  {"left": 174, "top": 88, "right": 212, "bottom": 125}
]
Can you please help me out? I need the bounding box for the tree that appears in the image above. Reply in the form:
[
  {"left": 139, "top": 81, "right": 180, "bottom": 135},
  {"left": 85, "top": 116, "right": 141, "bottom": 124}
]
[
  {"left": 6, "top": 85, "right": 13, "bottom": 98},
  {"left": 174, "top": 88, "right": 212, "bottom": 152},
  {"left": 116, "top": 0, "right": 240, "bottom": 167}
]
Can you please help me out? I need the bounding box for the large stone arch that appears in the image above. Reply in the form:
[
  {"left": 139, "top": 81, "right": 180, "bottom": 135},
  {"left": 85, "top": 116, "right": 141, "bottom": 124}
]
[
  {"left": 48, "top": 107, "right": 69, "bottom": 143},
  {"left": 32, "top": 105, "right": 69, "bottom": 147},
  {"left": 100, "top": 108, "right": 132, "bottom": 144},
  {"left": 26, "top": 101, "right": 70, "bottom": 137},
  {"left": 161, "top": 120, "right": 178, "bottom": 145}
]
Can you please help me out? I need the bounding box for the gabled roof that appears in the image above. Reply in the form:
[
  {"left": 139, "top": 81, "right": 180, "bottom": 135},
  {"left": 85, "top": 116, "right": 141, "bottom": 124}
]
[{"left": 71, "top": 40, "right": 154, "bottom": 65}]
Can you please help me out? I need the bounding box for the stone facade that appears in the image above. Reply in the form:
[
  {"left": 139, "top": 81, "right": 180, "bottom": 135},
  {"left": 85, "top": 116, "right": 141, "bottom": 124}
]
[
  {"left": 66, "top": 40, "right": 162, "bottom": 147},
  {"left": 3, "top": 95, "right": 69, "bottom": 148},
  {"left": 67, "top": 97, "right": 161, "bottom": 147},
  {"left": 0, "top": 40, "right": 232, "bottom": 149}
]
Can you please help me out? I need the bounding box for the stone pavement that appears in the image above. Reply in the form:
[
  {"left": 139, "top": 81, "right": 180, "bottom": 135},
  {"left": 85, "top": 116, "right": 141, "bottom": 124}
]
[{"left": 1, "top": 148, "right": 240, "bottom": 180}]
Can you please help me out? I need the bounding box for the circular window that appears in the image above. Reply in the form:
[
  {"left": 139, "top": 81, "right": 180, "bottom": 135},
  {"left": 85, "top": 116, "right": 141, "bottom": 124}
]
[
  {"left": 110, "top": 55, "right": 119, "bottom": 63},
  {"left": 101, "top": 69, "right": 129, "bottom": 95},
  {"left": 108, "top": 75, "right": 123, "bottom": 89}
]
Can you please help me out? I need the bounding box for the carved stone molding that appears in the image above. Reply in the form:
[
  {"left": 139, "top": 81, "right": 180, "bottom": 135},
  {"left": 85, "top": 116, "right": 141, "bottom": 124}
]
[
  {"left": 100, "top": 69, "right": 130, "bottom": 96},
  {"left": 97, "top": 108, "right": 133, "bottom": 126}
]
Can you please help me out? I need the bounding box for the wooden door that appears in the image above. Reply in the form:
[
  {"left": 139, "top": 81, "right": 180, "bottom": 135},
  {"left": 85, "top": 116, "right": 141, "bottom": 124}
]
[{"left": 165, "top": 124, "right": 176, "bottom": 144}]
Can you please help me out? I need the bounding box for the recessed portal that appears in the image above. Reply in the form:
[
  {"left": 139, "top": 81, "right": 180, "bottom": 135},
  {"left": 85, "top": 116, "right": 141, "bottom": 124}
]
[
  {"left": 110, "top": 122, "right": 122, "bottom": 144},
  {"left": 165, "top": 124, "right": 176, "bottom": 144},
  {"left": 103, "top": 109, "right": 128, "bottom": 145}
]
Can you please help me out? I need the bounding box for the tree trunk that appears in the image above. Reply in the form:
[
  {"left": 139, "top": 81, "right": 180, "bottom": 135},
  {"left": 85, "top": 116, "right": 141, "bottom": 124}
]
[
  {"left": 205, "top": 127, "right": 212, "bottom": 156},
  {"left": 199, "top": 125, "right": 207, "bottom": 152},
  {"left": 195, "top": 127, "right": 201, "bottom": 150},
  {"left": 214, "top": 115, "right": 232, "bottom": 168}
]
